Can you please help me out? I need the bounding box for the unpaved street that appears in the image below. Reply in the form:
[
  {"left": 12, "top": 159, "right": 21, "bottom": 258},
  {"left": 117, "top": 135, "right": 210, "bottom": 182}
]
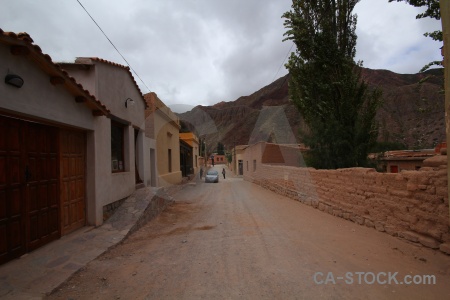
[{"left": 48, "top": 167, "right": 450, "bottom": 299}]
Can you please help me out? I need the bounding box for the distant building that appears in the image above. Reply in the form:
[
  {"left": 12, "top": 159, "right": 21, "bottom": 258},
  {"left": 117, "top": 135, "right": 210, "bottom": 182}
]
[
  {"left": 213, "top": 154, "right": 226, "bottom": 165},
  {"left": 239, "top": 142, "right": 306, "bottom": 176},
  {"left": 378, "top": 150, "right": 436, "bottom": 173},
  {"left": 232, "top": 145, "right": 248, "bottom": 176}
]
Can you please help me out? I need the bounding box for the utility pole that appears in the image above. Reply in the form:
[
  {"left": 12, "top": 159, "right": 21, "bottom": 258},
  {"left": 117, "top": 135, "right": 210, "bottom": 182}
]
[
  {"left": 441, "top": 0, "right": 450, "bottom": 224},
  {"left": 233, "top": 136, "right": 236, "bottom": 175},
  {"left": 204, "top": 140, "right": 207, "bottom": 168},
  {"left": 201, "top": 136, "right": 207, "bottom": 168}
]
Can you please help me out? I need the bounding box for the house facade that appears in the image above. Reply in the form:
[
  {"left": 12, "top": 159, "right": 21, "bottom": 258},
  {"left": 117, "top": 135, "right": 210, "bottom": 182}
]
[
  {"left": 232, "top": 145, "right": 248, "bottom": 176},
  {"left": 212, "top": 154, "right": 226, "bottom": 165},
  {"left": 0, "top": 30, "right": 116, "bottom": 264},
  {"left": 378, "top": 149, "right": 436, "bottom": 173},
  {"left": 0, "top": 29, "right": 158, "bottom": 265},
  {"left": 241, "top": 142, "right": 265, "bottom": 175},
  {"left": 59, "top": 57, "right": 149, "bottom": 223},
  {"left": 240, "top": 142, "right": 305, "bottom": 177},
  {"left": 144, "top": 92, "right": 182, "bottom": 187}
]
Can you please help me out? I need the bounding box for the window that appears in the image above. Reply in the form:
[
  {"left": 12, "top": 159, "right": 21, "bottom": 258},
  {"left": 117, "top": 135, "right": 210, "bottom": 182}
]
[
  {"left": 253, "top": 160, "right": 257, "bottom": 172},
  {"left": 168, "top": 149, "right": 172, "bottom": 172},
  {"left": 111, "top": 121, "right": 125, "bottom": 172}
]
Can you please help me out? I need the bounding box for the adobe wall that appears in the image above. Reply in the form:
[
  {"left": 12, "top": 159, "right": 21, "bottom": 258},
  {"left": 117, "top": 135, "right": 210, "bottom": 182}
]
[{"left": 244, "top": 156, "right": 450, "bottom": 254}]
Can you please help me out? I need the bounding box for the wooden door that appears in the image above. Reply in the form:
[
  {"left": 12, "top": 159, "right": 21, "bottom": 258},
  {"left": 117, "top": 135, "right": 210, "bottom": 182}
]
[
  {"left": 25, "top": 122, "right": 60, "bottom": 251},
  {"left": 0, "top": 117, "right": 26, "bottom": 264},
  {"left": 0, "top": 117, "right": 88, "bottom": 264},
  {"left": 0, "top": 116, "right": 63, "bottom": 263},
  {"left": 60, "top": 130, "right": 86, "bottom": 235},
  {"left": 390, "top": 165, "right": 399, "bottom": 173}
]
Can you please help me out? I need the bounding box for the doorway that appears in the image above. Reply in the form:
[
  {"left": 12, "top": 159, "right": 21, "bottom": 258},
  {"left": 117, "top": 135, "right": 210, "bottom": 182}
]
[
  {"left": 238, "top": 160, "right": 243, "bottom": 175},
  {"left": 0, "top": 115, "right": 86, "bottom": 264}
]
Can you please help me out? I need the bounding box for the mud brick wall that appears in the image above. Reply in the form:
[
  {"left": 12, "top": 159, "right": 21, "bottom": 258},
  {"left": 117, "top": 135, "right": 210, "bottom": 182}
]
[{"left": 244, "top": 157, "right": 450, "bottom": 253}]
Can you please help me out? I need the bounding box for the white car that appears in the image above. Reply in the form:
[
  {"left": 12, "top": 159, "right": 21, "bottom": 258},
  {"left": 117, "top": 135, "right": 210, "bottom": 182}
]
[{"left": 205, "top": 170, "right": 219, "bottom": 183}]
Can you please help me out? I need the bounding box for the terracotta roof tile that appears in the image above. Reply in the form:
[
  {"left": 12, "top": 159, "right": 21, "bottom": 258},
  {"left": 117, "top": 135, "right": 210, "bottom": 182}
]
[
  {"left": 381, "top": 150, "right": 435, "bottom": 160},
  {"left": 32, "top": 44, "right": 42, "bottom": 53},
  {"left": 0, "top": 28, "right": 110, "bottom": 115},
  {"left": 17, "top": 32, "right": 33, "bottom": 43},
  {"left": 89, "top": 57, "right": 129, "bottom": 69}
]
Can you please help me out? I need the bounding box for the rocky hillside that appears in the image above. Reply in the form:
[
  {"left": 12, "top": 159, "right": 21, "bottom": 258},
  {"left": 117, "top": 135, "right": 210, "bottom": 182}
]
[
  {"left": 361, "top": 68, "right": 445, "bottom": 149},
  {"left": 178, "top": 68, "right": 445, "bottom": 153}
]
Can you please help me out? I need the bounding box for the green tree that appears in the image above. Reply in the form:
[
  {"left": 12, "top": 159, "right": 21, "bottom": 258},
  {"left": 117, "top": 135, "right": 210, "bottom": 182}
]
[
  {"left": 179, "top": 120, "right": 191, "bottom": 133},
  {"left": 217, "top": 142, "right": 225, "bottom": 155},
  {"left": 226, "top": 152, "right": 233, "bottom": 164},
  {"left": 200, "top": 139, "right": 206, "bottom": 156},
  {"left": 283, "top": 0, "right": 381, "bottom": 169},
  {"left": 389, "top": 0, "right": 442, "bottom": 71},
  {"left": 388, "top": 0, "right": 440, "bottom": 26}
]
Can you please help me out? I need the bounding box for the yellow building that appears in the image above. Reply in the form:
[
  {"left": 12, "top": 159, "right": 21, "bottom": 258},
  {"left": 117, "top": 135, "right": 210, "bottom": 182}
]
[{"left": 144, "top": 92, "right": 182, "bottom": 186}]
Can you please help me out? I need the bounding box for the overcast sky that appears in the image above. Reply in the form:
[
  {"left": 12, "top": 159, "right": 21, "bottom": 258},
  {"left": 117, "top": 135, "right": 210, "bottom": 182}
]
[{"left": 1, "top": 0, "right": 443, "bottom": 112}]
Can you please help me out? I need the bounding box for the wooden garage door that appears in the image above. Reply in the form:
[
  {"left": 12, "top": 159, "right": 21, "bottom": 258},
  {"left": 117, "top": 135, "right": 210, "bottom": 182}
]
[
  {"left": 60, "top": 130, "right": 86, "bottom": 235},
  {"left": 0, "top": 117, "right": 26, "bottom": 264},
  {"left": 25, "top": 122, "right": 60, "bottom": 251},
  {"left": 0, "top": 116, "right": 74, "bottom": 264}
]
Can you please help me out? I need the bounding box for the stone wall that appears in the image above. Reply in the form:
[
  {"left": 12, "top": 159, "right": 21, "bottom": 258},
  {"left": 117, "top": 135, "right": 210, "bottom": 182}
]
[
  {"left": 128, "top": 191, "right": 174, "bottom": 236},
  {"left": 244, "top": 155, "right": 450, "bottom": 254},
  {"left": 103, "top": 198, "right": 127, "bottom": 222}
]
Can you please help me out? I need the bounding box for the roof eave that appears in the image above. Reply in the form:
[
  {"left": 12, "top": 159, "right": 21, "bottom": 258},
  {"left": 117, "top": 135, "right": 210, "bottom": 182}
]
[{"left": 0, "top": 29, "right": 111, "bottom": 117}]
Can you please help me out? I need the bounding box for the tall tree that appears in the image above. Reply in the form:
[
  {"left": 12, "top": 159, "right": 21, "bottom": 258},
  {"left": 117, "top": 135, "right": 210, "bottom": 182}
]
[
  {"left": 388, "top": 0, "right": 440, "bottom": 26},
  {"left": 283, "top": 0, "right": 381, "bottom": 169},
  {"left": 199, "top": 138, "right": 206, "bottom": 156},
  {"left": 389, "top": 0, "right": 442, "bottom": 71},
  {"left": 217, "top": 142, "right": 225, "bottom": 155}
]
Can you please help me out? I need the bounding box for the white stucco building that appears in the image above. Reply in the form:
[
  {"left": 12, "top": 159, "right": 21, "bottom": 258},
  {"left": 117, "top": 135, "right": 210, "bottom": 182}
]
[
  {"left": 59, "top": 57, "right": 151, "bottom": 224},
  {"left": 0, "top": 29, "right": 151, "bottom": 264}
]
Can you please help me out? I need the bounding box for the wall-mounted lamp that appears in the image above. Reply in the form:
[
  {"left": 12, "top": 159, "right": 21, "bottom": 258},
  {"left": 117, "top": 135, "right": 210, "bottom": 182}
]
[
  {"left": 5, "top": 74, "right": 24, "bottom": 88},
  {"left": 125, "top": 97, "right": 135, "bottom": 108}
]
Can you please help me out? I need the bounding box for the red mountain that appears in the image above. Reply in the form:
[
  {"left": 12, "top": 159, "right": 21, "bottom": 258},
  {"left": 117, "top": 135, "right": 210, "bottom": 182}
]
[{"left": 179, "top": 68, "right": 445, "bottom": 152}]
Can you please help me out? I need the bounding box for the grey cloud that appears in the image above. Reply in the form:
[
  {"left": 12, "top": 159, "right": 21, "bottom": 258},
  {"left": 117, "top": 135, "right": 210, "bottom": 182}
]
[{"left": 0, "top": 0, "right": 442, "bottom": 110}]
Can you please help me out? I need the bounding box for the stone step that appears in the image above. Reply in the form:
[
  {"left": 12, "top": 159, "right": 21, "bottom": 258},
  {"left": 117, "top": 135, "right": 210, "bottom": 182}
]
[{"left": 135, "top": 183, "right": 145, "bottom": 190}]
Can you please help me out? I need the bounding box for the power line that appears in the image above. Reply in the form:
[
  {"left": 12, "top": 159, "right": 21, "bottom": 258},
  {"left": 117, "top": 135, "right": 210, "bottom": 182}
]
[
  {"left": 76, "top": 0, "right": 151, "bottom": 93},
  {"left": 272, "top": 42, "right": 294, "bottom": 84}
]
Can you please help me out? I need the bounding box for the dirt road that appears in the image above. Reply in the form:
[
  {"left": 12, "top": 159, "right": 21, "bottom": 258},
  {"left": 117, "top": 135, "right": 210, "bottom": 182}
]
[{"left": 47, "top": 167, "right": 450, "bottom": 299}]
